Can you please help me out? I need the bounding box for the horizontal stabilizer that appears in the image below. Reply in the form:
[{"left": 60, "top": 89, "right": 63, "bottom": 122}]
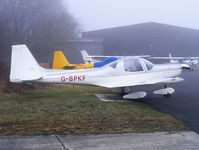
[{"left": 98, "top": 77, "right": 184, "bottom": 88}]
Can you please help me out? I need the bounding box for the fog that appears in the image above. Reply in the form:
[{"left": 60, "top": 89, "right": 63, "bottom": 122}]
[{"left": 65, "top": 0, "right": 199, "bottom": 31}]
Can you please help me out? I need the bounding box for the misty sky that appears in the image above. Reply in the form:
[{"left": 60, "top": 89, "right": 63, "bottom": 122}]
[{"left": 65, "top": 0, "right": 199, "bottom": 31}]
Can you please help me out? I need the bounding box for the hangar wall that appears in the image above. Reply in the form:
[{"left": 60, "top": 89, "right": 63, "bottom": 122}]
[
  {"left": 63, "top": 38, "right": 104, "bottom": 63},
  {"left": 82, "top": 22, "right": 199, "bottom": 57}
]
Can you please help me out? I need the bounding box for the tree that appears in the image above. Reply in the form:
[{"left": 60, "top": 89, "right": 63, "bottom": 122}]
[
  {"left": 0, "top": 0, "right": 79, "bottom": 64},
  {"left": 0, "top": 0, "right": 80, "bottom": 92}
]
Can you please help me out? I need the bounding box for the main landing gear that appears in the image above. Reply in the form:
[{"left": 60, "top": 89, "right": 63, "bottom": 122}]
[
  {"left": 119, "top": 85, "right": 175, "bottom": 100},
  {"left": 120, "top": 88, "right": 147, "bottom": 99},
  {"left": 153, "top": 84, "right": 175, "bottom": 98}
]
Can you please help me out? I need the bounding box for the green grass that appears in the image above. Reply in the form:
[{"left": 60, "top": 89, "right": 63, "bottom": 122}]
[{"left": 0, "top": 85, "right": 187, "bottom": 135}]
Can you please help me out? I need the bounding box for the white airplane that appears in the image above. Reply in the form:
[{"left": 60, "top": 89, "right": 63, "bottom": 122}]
[
  {"left": 10, "top": 45, "right": 189, "bottom": 99},
  {"left": 150, "top": 53, "right": 199, "bottom": 66}
]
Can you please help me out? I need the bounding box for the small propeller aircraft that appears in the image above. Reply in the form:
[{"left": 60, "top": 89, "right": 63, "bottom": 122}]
[
  {"left": 150, "top": 53, "right": 199, "bottom": 66},
  {"left": 52, "top": 51, "right": 118, "bottom": 70},
  {"left": 10, "top": 44, "right": 190, "bottom": 99}
]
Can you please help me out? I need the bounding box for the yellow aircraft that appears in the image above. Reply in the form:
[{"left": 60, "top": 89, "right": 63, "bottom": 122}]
[
  {"left": 52, "top": 51, "right": 118, "bottom": 70},
  {"left": 52, "top": 51, "right": 94, "bottom": 69}
]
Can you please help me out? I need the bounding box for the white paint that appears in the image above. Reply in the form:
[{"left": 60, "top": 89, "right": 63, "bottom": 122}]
[
  {"left": 123, "top": 91, "right": 147, "bottom": 99},
  {"left": 153, "top": 88, "right": 175, "bottom": 95}
]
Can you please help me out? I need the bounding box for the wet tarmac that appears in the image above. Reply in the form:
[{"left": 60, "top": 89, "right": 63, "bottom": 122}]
[
  {"left": 143, "top": 71, "right": 199, "bottom": 133},
  {"left": 95, "top": 71, "right": 199, "bottom": 133}
]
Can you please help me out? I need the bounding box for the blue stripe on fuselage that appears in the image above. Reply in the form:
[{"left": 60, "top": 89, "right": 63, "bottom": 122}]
[{"left": 94, "top": 57, "right": 118, "bottom": 68}]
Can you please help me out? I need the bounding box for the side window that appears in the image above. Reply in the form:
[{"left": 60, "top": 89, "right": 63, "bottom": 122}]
[
  {"left": 143, "top": 59, "right": 154, "bottom": 70},
  {"left": 124, "top": 58, "right": 143, "bottom": 72},
  {"left": 109, "top": 62, "right": 118, "bottom": 69}
]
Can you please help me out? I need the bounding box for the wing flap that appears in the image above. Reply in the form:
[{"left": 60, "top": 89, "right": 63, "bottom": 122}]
[{"left": 98, "top": 77, "right": 184, "bottom": 88}]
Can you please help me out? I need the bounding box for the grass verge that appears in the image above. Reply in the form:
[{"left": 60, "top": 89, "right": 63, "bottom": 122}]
[{"left": 0, "top": 85, "right": 187, "bottom": 135}]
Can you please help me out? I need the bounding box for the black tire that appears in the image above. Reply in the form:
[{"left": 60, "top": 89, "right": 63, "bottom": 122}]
[{"left": 164, "top": 94, "right": 171, "bottom": 98}]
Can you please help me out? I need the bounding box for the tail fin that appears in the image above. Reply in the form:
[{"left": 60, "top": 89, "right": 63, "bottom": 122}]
[
  {"left": 169, "top": 53, "right": 173, "bottom": 63},
  {"left": 80, "top": 50, "right": 93, "bottom": 64},
  {"left": 169, "top": 53, "right": 179, "bottom": 64},
  {"left": 169, "top": 53, "right": 172, "bottom": 59},
  {"left": 10, "top": 45, "right": 43, "bottom": 83},
  {"left": 52, "top": 51, "right": 70, "bottom": 69}
]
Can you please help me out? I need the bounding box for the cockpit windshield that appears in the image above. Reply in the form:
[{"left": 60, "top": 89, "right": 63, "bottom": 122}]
[{"left": 124, "top": 57, "right": 143, "bottom": 72}]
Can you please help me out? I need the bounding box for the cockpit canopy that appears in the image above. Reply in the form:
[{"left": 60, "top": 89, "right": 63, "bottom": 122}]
[
  {"left": 108, "top": 57, "right": 154, "bottom": 72},
  {"left": 124, "top": 57, "right": 154, "bottom": 72}
]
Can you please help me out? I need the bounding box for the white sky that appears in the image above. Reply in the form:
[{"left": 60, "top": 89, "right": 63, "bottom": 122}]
[{"left": 65, "top": 0, "right": 199, "bottom": 31}]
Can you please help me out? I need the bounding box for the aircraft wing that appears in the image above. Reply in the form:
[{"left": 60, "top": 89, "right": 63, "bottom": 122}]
[
  {"left": 87, "top": 55, "right": 150, "bottom": 58},
  {"left": 150, "top": 57, "right": 184, "bottom": 60},
  {"left": 82, "top": 55, "right": 150, "bottom": 63},
  {"left": 97, "top": 77, "right": 184, "bottom": 88},
  {"left": 80, "top": 50, "right": 150, "bottom": 63},
  {"left": 150, "top": 56, "right": 199, "bottom": 60},
  {"left": 187, "top": 57, "right": 199, "bottom": 59}
]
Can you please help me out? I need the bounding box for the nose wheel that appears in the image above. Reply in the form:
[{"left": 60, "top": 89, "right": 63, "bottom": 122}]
[
  {"left": 153, "top": 85, "right": 175, "bottom": 98},
  {"left": 164, "top": 93, "right": 172, "bottom": 98},
  {"left": 163, "top": 84, "right": 172, "bottom": 98}
]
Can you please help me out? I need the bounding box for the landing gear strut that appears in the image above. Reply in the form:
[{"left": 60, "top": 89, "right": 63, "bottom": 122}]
[
  {"left": 163, "top": 84, "right": 172, "bottom": 98},
  {"left": 120, "top": 88, "right": 147, "bottom": 99},
  {"left": 153, "top": 85, "right": 174, "bottom": 98},
  {"left": 119, "top": 87, "right": 126, "bottom": 97}
]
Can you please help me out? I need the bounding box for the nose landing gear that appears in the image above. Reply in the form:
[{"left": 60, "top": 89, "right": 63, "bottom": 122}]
[{"left": 153, "top": 84, "right": 175, "bottom": 98}]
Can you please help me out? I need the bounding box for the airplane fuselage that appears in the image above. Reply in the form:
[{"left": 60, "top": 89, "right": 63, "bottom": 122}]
[{"left": 37, "top": 61, "right": 182, "bottom": 88}]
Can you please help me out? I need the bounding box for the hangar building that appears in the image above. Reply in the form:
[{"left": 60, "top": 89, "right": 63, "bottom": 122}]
[{"left": 81, "top": 22, "right": 199, "bottom": 57}]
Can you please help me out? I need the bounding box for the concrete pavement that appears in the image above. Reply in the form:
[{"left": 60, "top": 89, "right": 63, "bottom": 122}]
[{"left": 1, "top": 132, "right": 199, "bottom": 150}]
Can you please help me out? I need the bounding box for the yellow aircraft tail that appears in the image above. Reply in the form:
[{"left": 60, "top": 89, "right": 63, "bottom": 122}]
[
  {"left": 52, "top": 51, "right": 69, "bottom": 69},
  {"left": 52, "top": 51, "right": 94, "bottom": 69}
]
